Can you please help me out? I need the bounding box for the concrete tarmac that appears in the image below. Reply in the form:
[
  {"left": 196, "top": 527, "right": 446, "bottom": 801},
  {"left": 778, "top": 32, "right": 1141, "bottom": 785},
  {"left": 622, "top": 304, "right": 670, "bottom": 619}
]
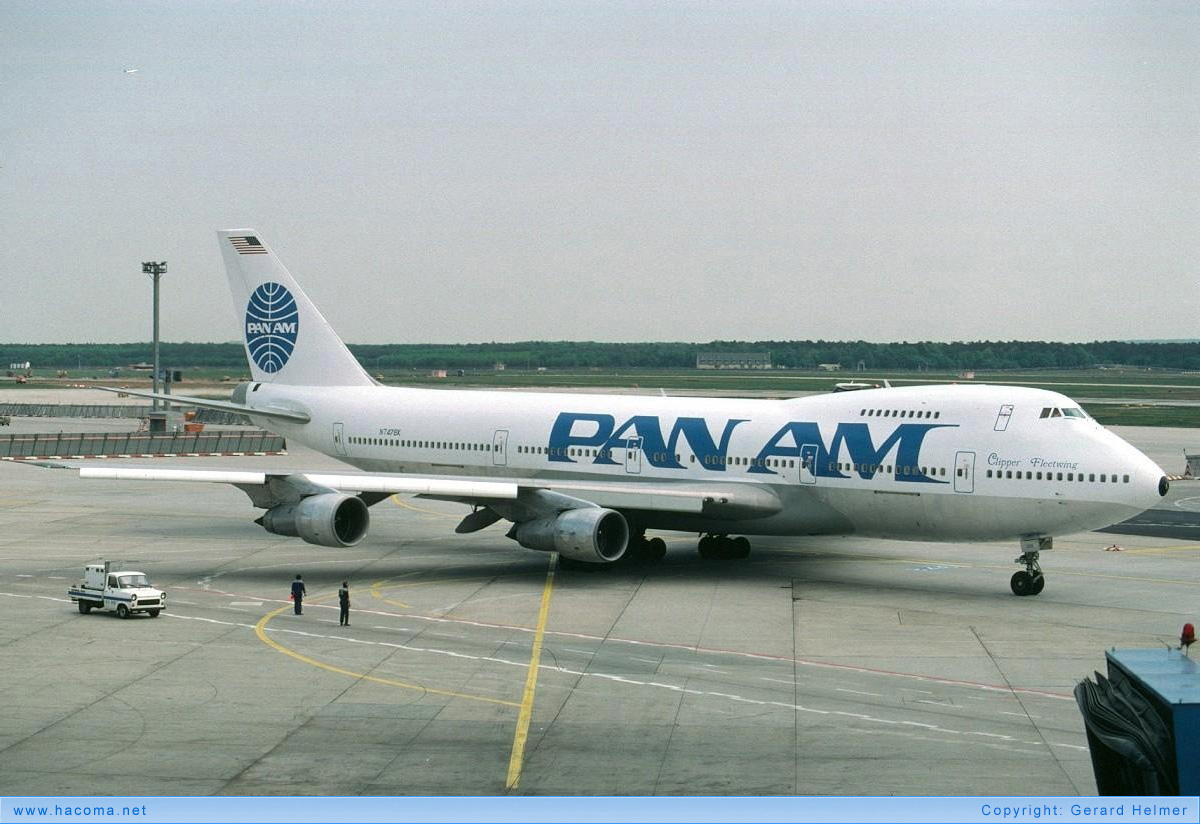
[{"left": 1, "top": 421, "right": 1197, "bottom": 796}]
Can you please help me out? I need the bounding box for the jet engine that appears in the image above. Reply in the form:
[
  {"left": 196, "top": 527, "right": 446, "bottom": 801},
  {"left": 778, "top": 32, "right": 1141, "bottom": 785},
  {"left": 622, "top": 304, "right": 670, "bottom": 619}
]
[
  {"left": 257, "top": 493, "right": 370, "bottom": 548},
  {"left": 512, "top": 507, "right": 629, "bottom": 563}
]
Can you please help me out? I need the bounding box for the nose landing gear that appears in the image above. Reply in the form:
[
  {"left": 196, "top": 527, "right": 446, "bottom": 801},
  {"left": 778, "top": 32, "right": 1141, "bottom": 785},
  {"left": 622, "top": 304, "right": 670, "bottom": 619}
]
[{"left": 1011, "top": 535, "right": 1051, "bottom": 596}]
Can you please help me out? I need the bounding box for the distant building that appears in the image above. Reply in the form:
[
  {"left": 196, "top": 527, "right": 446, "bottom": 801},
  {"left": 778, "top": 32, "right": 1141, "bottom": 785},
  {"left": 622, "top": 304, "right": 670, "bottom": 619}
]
[
  {"left": 817, "top": 363, "right": 842, "bottom": 372},
  {"left": 494, "top": 362, "right": 506, "bottom": 371},
  {"left": 131, "top": 362, "right": 154, "bottom": 371},
  {"left": 696, "top": 352, "right": 771, "bottom": 370},
  {"left": 430, "top": 369, "right": 447, "bottom": 379}
]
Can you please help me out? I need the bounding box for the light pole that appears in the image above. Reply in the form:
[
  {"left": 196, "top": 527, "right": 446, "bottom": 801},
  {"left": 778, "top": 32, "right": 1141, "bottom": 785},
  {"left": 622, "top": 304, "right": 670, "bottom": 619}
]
[{"left": 142, "top": 261, "right": 168, "bottom": 410}]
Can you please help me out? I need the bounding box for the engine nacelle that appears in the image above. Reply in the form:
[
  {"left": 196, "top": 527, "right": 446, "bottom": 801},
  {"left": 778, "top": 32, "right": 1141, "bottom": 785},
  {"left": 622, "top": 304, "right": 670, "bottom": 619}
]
[
  {"left": 513, "top": 508, "right": 629, "bottom": 563},
  {"left": 258, "top": 493, "right": 370, "bottom": 548}
]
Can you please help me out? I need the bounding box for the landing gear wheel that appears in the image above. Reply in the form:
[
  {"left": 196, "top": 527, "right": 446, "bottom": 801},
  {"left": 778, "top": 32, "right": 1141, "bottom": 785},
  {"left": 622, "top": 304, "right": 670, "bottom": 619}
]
[
  {"left": 646, "top": 537, "right": 667, "bottom": 562},
  {"left": 732, "top": 537, "right": 751, "bottom": 559},
  {"left": 1012, "top": 537, "right": 1049, "bottom": 596},
  {"left": 116, "top": 604, "right": 130, "bottom": 619},
  {"left": 1010, "top": 571, "right": 1033, "bottom": 596},
  {"left": 698, "top": 534, "right": 751, "bottom": 560}
]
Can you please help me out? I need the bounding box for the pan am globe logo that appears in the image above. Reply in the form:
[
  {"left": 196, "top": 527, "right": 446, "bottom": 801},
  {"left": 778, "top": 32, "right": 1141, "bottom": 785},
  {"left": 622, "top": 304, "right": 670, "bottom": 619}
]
[{"left": 245, "top": 282, "right": 299, "bottom": 373}]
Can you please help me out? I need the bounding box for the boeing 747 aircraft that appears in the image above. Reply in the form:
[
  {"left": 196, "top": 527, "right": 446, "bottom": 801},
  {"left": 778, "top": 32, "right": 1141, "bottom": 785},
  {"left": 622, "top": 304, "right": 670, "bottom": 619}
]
[{"left": 84, "top": 230, "right": 1170, "bottom": 596}]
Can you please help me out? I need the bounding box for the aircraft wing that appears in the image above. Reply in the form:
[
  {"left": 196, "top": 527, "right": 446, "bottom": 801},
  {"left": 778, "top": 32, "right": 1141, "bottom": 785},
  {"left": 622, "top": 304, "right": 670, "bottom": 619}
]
[
  {"left": 77, "top": 467, "right": 782, "bottom": 520},
  {"left": 79, "top": 467, "right": 518, "bottom": 504}
]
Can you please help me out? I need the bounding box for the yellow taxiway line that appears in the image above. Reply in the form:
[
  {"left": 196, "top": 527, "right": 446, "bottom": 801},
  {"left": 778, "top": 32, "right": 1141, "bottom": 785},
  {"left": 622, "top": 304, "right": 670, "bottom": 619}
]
[
  {"left": 254, "top": 601, "right": 519, "bottom": 708},
  {"left": 505, "top": 553, "right": 558, "bottom": 791}
]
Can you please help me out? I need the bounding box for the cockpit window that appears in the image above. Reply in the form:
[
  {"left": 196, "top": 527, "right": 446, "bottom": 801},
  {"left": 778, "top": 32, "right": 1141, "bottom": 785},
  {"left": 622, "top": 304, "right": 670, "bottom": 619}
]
[{"left": 1041, "top": 406, "right": 1086, "bottom": 420}]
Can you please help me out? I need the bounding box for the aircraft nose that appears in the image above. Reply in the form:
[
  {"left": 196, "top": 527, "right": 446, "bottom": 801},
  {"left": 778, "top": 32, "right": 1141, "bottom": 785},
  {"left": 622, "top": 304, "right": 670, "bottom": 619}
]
[{"left": 1125, "top": 445, "right": 1168, "bottom": 509}]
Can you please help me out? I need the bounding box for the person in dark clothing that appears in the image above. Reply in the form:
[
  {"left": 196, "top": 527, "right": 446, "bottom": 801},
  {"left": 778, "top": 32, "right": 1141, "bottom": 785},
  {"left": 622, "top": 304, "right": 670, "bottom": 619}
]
[
  {"left": 291, "top": 574, "right": 306, "bottom": 615},
  {"left": 338, "top": 581, "right": 350, "bottom": 626}
]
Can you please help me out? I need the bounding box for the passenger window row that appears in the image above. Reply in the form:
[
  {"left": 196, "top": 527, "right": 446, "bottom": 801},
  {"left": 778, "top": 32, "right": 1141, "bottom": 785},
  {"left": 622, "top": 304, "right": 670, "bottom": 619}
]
[
  {"left": 986, "top": 469, "right": 1129, "bottom": 483},
  {"left": 828, "top": 461, "right": 947, "bottom": 477},
  {"left": 860, "top": 408, "right": 940, "bottom": 419},
  {"left": 349, "top": 436, "right": 492, "bottom": 452},
  {"left": 517, "top": 445, "right": 611, "bottom": 458},
  {"left": 702, "top": 455, "right": 795, "bottom": 468},
  {"left": 515, "top": 445, "right": 799, "bottom": 470}
]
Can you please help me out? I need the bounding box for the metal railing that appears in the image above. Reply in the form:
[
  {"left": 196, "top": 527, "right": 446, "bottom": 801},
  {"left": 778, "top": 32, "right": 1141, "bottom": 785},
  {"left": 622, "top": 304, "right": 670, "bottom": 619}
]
[
  {"left": 0, "top": 404, "right": 250, "bottom": 425},
  {"left": 0, "top": 430, "right": 285, "bottom": 459}
]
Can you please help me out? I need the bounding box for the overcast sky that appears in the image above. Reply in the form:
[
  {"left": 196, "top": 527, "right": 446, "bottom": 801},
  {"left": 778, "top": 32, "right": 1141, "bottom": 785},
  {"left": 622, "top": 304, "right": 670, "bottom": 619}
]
[{"left": 1, "top": 1, "right": 1196, "bottom": 345}]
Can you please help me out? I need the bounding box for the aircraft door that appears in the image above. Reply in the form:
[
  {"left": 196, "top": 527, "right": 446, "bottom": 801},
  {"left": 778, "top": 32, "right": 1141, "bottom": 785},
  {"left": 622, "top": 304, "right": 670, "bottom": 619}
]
[
  {"left": 799, "top": 443, "right": 818, "bottom": 484},
  {"left": 333, "top": 422, "right": 347, "bottom": 457},
  {"left": 994, "top": 405, "right": 1014, "bottom": 432},
  {"left": 954, "top": 451, "right": 976, "bottom": 493},
  {"left": 492, "top": 430, "right": 508, "bottom": 466},
  {"left": 625, "top": 437, "right": 643, "bottom": 474}
]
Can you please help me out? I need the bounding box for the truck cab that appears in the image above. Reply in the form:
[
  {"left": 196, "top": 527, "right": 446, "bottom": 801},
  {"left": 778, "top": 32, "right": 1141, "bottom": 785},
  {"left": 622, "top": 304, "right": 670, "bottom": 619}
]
[{"left": 69, "top": 562, "right": 166, "bottom": 619}]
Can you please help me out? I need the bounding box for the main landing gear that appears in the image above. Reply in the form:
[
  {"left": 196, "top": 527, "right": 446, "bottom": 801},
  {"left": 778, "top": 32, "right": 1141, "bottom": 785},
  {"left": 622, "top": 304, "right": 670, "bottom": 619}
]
[
  {"left": 697, "top": 533, "right": 751, "bottom": 560},
  {"left": 557, "top": 531, "right": 666, "bottom": 571},
  {"left": 1011, "top": 535, "right": 1051, "bottom": 596},
  {"left": 623, "top": 533, "right": 667, "bottom": 564}
]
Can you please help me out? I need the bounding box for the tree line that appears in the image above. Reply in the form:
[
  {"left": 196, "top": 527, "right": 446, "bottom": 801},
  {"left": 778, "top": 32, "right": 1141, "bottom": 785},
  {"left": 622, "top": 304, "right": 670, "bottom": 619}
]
[{"left": 4, "top": 340, "right": 1200, "bottom": 373}]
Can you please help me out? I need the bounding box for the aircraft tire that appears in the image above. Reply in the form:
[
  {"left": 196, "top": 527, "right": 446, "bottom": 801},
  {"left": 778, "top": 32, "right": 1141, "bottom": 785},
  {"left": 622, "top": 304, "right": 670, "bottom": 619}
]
[
  {"left": 732, "top": 537, "right": 751, "bottom": 559},
  {"left": 1010, "top": 571, "right": 1032, "bottom": 597},
  {"left": 647, "top": 537, "right": 666, "bottom": 562},
  {"left": 698, "top": 536, "right": 716, "bottom": 559},
  {"left": 1029, "top": 574, "right": 1045, "bottom": 596}
]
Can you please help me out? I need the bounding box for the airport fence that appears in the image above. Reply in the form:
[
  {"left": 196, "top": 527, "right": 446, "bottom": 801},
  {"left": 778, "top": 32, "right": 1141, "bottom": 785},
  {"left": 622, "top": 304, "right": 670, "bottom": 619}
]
[
  {"left": 0, "top": 430, "right": 285, "bottom": 460},
  {"left": 0, "top": 403, "right": 251, "bottom": 425}
]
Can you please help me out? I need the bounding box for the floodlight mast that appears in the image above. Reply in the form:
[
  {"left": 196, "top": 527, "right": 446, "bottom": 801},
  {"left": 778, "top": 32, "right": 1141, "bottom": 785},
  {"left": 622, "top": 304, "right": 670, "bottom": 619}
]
[{"left": 142, "top": 261, "right": 167, "bottom": 411}]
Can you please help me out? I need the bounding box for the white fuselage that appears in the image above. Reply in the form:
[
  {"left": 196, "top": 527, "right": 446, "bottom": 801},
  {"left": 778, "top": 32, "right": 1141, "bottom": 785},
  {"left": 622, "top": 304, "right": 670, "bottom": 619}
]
[{"left": 244, "top": 381, "right": 1165, "bottom": 542}]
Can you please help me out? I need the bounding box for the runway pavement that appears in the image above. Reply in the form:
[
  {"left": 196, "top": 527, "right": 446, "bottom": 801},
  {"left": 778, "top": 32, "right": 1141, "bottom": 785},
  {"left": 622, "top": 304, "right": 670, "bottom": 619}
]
[{"left": 0, "top": 421, "right": 1197, "bottom": 796}]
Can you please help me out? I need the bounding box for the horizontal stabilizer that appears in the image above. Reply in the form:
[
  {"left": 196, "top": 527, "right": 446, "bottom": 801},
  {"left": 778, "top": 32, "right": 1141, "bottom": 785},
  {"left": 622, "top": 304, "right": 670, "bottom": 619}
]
[{"left": 95, "top": 386, "right": 311, "bottom": 423}]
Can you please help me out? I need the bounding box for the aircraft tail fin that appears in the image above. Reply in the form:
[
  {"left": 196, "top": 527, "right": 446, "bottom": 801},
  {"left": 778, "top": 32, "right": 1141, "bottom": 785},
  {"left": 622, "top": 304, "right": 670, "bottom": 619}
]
[{"left": 219, "top": 230, "right": 374, "bottom": 387}]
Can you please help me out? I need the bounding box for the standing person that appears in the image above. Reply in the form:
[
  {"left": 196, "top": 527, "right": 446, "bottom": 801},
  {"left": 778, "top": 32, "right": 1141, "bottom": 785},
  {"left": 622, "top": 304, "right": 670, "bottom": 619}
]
[
  {"left": 291, "top": 574, "right": 306, "bottom": 615},
  {"left": 338, "top": 581, "right": 350, "bottom": 626}
]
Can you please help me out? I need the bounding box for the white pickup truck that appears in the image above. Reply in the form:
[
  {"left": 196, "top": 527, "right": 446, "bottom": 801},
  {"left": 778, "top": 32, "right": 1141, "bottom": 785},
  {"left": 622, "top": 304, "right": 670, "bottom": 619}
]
[{"left": 68, "top": 562, "right": 166, "bottom": 618}]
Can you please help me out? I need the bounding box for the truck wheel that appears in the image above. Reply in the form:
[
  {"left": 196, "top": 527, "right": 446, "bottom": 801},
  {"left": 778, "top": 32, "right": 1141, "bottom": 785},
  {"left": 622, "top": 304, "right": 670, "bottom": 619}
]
[
  {"left": 78, "top": 601, "right": 91, "bottom": 614},
  {"left": 116, "top": 604, "right": 129, "bottom": 619},
  {"left": 148, "top": 610, "right": 160, "bottom": 618}
]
